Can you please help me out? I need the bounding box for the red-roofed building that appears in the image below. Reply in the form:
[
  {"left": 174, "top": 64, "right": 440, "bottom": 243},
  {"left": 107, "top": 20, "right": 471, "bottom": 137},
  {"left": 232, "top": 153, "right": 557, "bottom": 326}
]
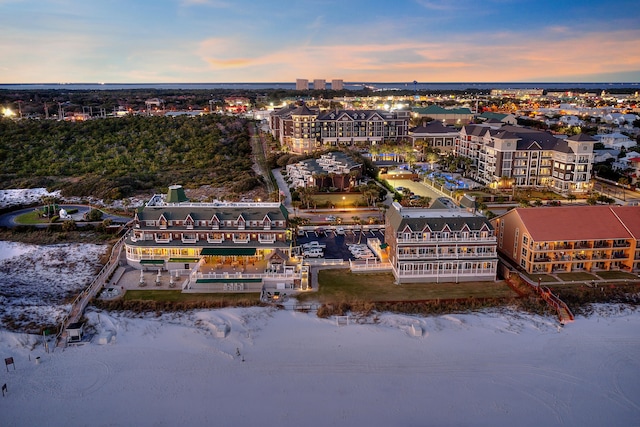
[{"left": 492, "top": 206, "right": 640, "bottom": 274}]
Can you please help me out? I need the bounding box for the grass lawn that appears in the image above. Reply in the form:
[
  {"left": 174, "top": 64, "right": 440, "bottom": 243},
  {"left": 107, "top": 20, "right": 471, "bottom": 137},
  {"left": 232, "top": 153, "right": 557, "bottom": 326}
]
[
  {"left": 15, "top": 210, "right": 48, "bottom": 225},
  {"left": 595, "top": 271, "right": 640, "bottom": 280},
  {"left": 309, "top": 193, "right": 367, "bottom": 209},
  {"left": 524, "top": 273, "right": 558, "bottom": 283},
  {"left": 123, "top": 290, "right": 260, "bottom": 303},
  {"left": 554, "top": 272, "right": 599, "bottom": 282},
  {"left": 296, "top": 269, "right": 518, "bottom": 304}
]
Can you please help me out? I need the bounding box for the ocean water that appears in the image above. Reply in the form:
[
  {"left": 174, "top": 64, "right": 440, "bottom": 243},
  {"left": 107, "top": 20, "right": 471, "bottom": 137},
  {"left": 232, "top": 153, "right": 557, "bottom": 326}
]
[{"left": 0, "top": 82, "right": 638, "bottom": 91}]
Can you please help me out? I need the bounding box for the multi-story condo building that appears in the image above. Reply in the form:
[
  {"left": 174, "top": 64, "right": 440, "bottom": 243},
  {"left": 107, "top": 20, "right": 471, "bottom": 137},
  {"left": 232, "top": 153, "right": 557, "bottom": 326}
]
[
  {"left": 331, "top": 79, "right": 344, "bottom": 90},
  {"left": 269, "top": 104, "right": 410, "bottom": 154},
  {"left": 296, "top": 79, "right": 309, "bottom": 90},
  {"left": 313, "top": 79, "right": 326, "bottom": 90},
  {"left": 493, "top": 206, "right": 640, "bottom": 274},
  {"left": 456, "top": 124, "right": 595, "bottom": 194},
  {"left": 124, "top": 186, "right": 303, "bottom": 292},
  {"left": 384, "top": 202, "right": 498, "bottom": 283},
  {"left": 286, "top": 151, "right": 362, "bottom": 190}
]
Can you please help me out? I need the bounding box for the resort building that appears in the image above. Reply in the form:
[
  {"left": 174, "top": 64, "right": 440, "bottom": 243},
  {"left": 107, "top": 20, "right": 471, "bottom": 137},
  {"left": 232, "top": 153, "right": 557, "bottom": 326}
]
[
  {"left": 493, "top": 206, "right": 640, "bottom": 274},
  {"left": 285, "top": 151, "right": 363, "bottom": 190},
  {"left": 124, "top": 185, "right": 306, "bottom": 292},
  {"left": 316, "top": 109, "right": 410, "bottom": 148},
  {"left": 384, "top": 202, "right": 498, "bottom": 283},
  {"left": 477, "top": 112, "right": 517, "bottom": 125},
  {"left": 269, "top": 104, "right": 410, "bottom": 154},
  {"left": 411, "top": 105, "right": 475, "bottom": 126},
  {"left": 456, "top": 124, "right": 595, "bottom": 194},
  {"left": 408, "top": 121, "right": 459, "bottom": 154}
]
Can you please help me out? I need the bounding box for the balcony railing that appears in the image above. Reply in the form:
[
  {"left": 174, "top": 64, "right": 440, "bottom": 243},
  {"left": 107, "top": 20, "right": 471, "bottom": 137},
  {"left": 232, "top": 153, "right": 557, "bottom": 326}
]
[
  {"left": 396, "top": 268, "right": 496, "bottom": 277},
  {"left": 181, "top": 235, "right": 197, "bottom": 244},
  {"left": 396, "top": 236, "right": 496, "bottom": 244},
  {"left": 258, "top": 234, "right": 276, "bottom": 243},
  {"left": 398, "top": 252, "right": 496, "bottom": 260},
  {"left": 613, "top": 242, "right": 630, "bottom": 248}
]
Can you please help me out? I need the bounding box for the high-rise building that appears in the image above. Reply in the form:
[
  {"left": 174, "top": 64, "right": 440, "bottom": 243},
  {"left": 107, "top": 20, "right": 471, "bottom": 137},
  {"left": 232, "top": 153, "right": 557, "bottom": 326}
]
[
  {"left": 295, "top": 79, "right": 309, "bottom": 90},
  {"left": 331, "top": 79, "right": 343, "bottom": 90},
  {"left": 313, "top": 79, "right": 326, "bottom": 90}
]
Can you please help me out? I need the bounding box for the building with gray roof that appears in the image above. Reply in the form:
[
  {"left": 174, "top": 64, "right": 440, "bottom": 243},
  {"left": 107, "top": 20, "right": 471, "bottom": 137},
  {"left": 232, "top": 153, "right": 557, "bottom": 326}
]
[
  {"left": 384, "top": 202, "right": 497, "bottom": 283},
  {"left": 456, "top": 124, "right": 595, "bottom": 194}
]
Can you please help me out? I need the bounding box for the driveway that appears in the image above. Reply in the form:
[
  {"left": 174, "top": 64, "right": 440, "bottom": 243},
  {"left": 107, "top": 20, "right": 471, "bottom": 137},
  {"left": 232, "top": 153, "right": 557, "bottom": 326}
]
[{"left": 272, "top": 168, "right": 292, "bottom": 209}]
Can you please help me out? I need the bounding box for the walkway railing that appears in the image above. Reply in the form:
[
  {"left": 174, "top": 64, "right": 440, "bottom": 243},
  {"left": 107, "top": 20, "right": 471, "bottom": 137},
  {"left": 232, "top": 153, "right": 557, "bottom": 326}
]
[
  {"left": 350, "top": 260, "right": 392, "bottom": 271},
  {"left": 54, "top": 229, "right": 130, "bottom": 348},
  {"left": 518, "top": 272, "right": 575, "bottom": 324}
]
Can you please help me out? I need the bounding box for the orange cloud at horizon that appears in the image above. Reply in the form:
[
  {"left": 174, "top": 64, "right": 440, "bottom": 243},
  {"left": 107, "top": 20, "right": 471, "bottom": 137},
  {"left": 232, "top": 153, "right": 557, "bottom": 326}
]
[{"left": 198, "top": 29, "right": 640, "bottom": 82}]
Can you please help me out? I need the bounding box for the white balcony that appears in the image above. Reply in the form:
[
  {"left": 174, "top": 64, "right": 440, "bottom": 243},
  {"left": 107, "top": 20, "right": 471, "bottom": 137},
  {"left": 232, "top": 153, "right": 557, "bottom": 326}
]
[
  {"left": 233, "top": 235, "right": 250, "bottom": 243},
  {"left": 396, "top": 236, "right": 496, "bottom": 244},
  {"left": 258, "top": 234, "right": 276, "bottom": 243},
  {"left": 181, "top": 235, "right": 197, "bottom": 244},
  {"left": 397, "top": 251, "right": 497, "bottom": 260}
]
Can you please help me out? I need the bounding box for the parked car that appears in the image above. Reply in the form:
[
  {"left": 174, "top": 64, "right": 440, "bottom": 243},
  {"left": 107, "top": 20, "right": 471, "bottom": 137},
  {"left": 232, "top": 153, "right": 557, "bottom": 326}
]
[
  {"left": 335, "top": 227, "right": 345, "bottom": 235},
  {"left": 303, "top": 248, "right": 324, "bottom": 258},
  {"left": 303, "top": 241, "right": 326, "bottom": 250}
]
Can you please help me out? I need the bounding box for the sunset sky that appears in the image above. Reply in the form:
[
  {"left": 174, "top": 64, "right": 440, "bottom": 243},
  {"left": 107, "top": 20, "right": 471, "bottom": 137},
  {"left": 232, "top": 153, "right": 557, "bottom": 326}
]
[{"left": 1, "top": 0, "right": 639, "bottom": 83}]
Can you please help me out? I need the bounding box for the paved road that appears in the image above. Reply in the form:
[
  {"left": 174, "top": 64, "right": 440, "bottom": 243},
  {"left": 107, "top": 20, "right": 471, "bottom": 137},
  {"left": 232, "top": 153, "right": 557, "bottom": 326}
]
[{"left": 272, "top": 168, "right": 292, "bottom": 208}]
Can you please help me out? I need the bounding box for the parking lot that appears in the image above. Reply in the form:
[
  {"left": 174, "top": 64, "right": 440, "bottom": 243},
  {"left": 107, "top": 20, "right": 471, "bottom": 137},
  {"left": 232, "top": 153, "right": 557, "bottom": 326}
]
[{"left": 296, "top": 227, "right": 386, "bottom": 261}]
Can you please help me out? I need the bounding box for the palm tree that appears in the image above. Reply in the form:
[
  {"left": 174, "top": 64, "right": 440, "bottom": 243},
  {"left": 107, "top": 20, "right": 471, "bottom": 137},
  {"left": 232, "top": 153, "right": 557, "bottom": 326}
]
[
  {"left": 349, "top": 170, "right": 359, "bottom": 191},
  {"left": 291, "top": 200, "right": 302, "bottom": 216},
  {"left": 352, "top": 215, "right": 362, "bottom": 243},
  {"left": 328, "top": 172, "right": 337, "bottom": 189},
  {"left": 377, "top": 202, "right": 388, "bottom": 223},
  {"left": 426, "top": 152, "right": 439, "bottom": 171},
  {"left": 364, "top": 187, "right": 378, "bottom": 207}
]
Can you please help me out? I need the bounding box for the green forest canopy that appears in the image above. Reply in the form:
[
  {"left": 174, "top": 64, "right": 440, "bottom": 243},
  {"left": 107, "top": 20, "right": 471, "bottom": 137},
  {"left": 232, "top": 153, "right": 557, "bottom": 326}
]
[{"left": 0, "top": 114, "right": 259, "bottom": 199}]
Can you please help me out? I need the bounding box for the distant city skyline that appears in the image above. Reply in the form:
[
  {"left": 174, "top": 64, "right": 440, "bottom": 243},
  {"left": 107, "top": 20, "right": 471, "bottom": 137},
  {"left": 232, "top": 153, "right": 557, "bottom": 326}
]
[{"left": 1, "top": 0, "right": 639, "bottom": 84}]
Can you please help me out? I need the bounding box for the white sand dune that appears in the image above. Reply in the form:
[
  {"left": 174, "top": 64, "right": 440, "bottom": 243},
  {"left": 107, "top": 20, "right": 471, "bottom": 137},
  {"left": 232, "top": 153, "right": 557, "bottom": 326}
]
[{"left": 1, "top": 306, "right": 639, "bottom": 427}]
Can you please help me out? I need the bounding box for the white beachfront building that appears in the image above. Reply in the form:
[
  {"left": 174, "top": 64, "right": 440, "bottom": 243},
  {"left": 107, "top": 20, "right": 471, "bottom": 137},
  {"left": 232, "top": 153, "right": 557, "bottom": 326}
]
[{"left": 383, "top": 202, "right": 498, "bottom": 283}]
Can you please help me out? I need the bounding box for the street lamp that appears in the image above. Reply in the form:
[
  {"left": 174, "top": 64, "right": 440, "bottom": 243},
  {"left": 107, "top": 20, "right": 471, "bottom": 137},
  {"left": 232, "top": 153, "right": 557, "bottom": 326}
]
[{"left": 342, "top": 196, "right": 346, "bottom": 210}]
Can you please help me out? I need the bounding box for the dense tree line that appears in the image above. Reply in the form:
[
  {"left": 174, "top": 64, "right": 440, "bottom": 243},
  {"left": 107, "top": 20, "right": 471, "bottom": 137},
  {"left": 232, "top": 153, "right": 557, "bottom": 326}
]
[{"left": 0, "top": 114, "right": 258, "bottom": 199}]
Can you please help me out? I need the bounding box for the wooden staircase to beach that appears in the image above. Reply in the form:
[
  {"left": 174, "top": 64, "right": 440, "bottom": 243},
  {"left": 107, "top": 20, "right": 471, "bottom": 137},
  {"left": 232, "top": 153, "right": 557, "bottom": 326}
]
[{"left": 505, "top": 272, "right": 574, "bottom": 324}]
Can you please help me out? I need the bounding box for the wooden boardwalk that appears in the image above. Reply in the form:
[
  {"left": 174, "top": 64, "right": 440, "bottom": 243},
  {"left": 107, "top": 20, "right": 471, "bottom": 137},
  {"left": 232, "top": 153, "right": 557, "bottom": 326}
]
[{"left": 55, "top": 232, "right": 129, "bottom": 348}]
